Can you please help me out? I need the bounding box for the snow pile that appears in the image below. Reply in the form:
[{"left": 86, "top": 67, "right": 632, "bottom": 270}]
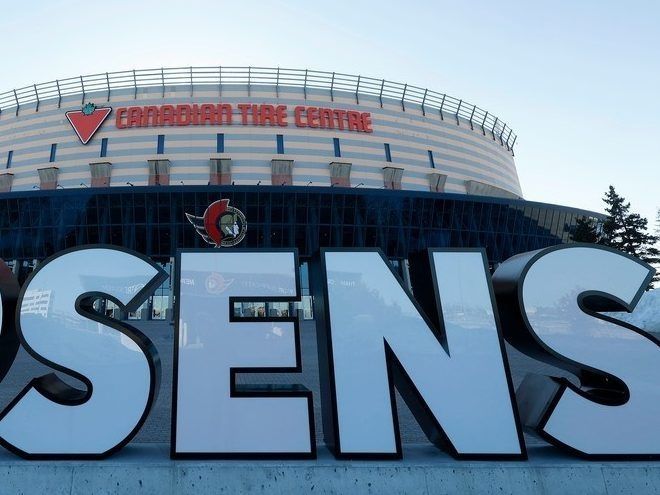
[{"left": 612, "top": 289, "right": 660, "bottom": 334}]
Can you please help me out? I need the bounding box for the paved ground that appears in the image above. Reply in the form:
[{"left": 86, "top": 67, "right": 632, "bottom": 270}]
[{"left": 0, "top": 318, "right": 586, "bottom": 447}]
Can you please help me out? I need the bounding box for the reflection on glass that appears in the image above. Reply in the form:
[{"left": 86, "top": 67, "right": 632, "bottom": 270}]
[
  {"left": 0, "top": 248, "right": 161, "bottom": 455},
  {"left": 174, "top": 251, "right": 312, "bottom": 455},
  {"left": 322, "top": 250, "right": 522, "bottom": 456},
  {"left": 519, "top": 247, "right": 660, "bottom": 455}
]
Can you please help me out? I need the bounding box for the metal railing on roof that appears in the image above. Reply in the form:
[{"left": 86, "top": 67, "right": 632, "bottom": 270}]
[{"left": 0, "top": 66, "right": 517, "bottom": 152}]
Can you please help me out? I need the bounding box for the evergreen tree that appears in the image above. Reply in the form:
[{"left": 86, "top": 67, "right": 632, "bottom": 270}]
[
  {"left": 571, "top": 216, "right": 599, "bottom": 243},
  {"left": 650, "top": 208, "right": 660, "bottom": 284},
  {"left": 599, "top": 186, "right": 659, "bottom": 286},
  {"left": 620, "top": 213, "right": 654, "bottom": 257},
  {"left": 642, "top": 241, "right": 660, "bottom": 286},
  {"left": 599, "top": 185, "right": 629, "bottom": 250}
]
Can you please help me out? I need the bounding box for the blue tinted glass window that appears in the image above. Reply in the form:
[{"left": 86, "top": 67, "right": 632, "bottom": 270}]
[
  {"left": 428, "top": 150, "right": 435, "bottom": 168},
  {"left": 217, "top": 133, "right": 225, "bottom": 153},
  {"left": 6, "top": 150, "right": 13, "bottom": 169},
  {"left": 49, "top": 143, "right": 57, "bottom": 163},
  {"left": 100, "top": 138, "right": 108, "bottom": 158},
  {"left": 333, "top": 138, "right": 341, "bottom": 158},
  {"left": 276, "top": 134, "right": 284, "bottom": 154},
  {"left": 157, "top": 135, "right": 165, "bottom": 155},
  {"left": 384, "top": 143, "right": 392, "bottom": 162}
]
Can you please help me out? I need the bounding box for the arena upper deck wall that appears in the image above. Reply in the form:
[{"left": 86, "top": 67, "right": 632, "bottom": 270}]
[{"left": 0, "top": 67, "right": 521, "bottom": 197}]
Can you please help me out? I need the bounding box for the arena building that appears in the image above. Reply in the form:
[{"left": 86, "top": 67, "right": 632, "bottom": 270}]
[{"left": 0, "top": 66, "right": 601, "bottom": 319}]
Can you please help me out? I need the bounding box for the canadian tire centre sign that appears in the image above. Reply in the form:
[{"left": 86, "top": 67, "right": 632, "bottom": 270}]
[
  {"left": 115, "top": 103, "right": 374, "bottom": 132},
  {"left": 65, "top": 102, "right": 373, "bottom": 144},
  {"left": 0, "top": 242, "right": 657, "bottom": 461}
]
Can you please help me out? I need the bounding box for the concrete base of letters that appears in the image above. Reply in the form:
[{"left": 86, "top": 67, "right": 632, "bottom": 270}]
[{"left": 0, "top": 443, "right": 659, "bottom": 494}]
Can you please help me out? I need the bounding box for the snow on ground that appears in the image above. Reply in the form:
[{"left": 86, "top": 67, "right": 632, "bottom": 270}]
[{"left": 612, "top": 289, "right": 660, "bottom": 334}]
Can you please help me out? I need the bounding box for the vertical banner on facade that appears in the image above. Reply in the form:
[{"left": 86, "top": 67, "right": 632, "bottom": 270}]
[{"left": 172, "top": 249, "right": 315, "bottom": 458}]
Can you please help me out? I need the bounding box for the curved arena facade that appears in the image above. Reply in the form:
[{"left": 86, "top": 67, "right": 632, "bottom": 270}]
[{"left": 0, "top": 67, "right": 600, "bottom": 318}]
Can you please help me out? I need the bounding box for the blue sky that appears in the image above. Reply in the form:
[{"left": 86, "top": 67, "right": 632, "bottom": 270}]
[{"left": 1, "top": 0, "right": 658, "bottom": 224}]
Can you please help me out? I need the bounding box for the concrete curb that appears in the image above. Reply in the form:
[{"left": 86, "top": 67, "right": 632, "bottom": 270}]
[{"left": 1, "top": 444, "right": 660, "bottom": 494}]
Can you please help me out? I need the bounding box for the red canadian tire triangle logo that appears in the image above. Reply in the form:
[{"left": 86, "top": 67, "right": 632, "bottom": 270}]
[{"left": 65, "top": 103, "right": 112, "bottom": 145}]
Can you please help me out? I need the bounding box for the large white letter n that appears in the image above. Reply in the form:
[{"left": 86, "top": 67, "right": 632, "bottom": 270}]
[{"left": 314, "top": 248, "right": 524, "bottom": 459}]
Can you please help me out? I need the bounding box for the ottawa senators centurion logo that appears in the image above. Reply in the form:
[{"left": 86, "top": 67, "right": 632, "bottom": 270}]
[{"left": 185, "top": 199, "right": 247, "bottom": 247}]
